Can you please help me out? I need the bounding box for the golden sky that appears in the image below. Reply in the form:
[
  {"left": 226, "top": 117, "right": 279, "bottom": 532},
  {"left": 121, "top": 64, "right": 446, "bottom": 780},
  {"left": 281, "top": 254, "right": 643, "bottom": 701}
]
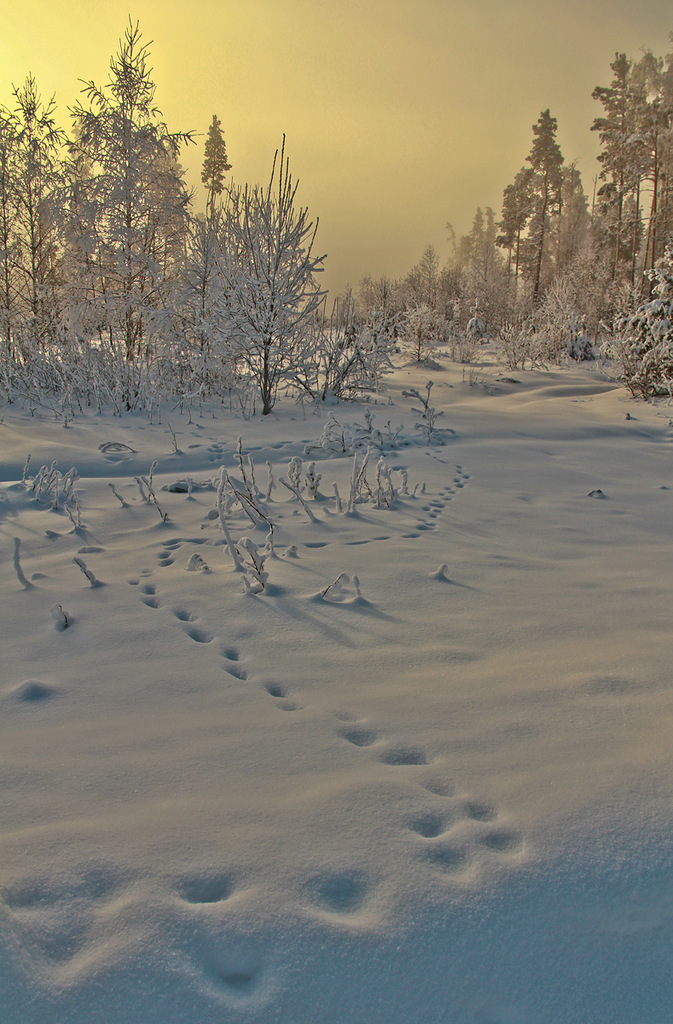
[{"left": 1, "top": 0, "right": 672, "bottom": 294}]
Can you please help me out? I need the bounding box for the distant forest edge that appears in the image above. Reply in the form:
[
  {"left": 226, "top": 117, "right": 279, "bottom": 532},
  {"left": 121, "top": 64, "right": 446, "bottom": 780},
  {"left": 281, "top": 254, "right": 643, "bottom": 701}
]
[{"left": 2, "top": 19, "right": 673, "bottom": 414}]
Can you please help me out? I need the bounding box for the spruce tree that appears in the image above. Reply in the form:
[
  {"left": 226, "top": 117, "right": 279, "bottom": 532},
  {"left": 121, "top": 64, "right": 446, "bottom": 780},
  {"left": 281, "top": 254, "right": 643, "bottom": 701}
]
[{"left": 201, "top": 114, "right": 231, "bottom": 218}]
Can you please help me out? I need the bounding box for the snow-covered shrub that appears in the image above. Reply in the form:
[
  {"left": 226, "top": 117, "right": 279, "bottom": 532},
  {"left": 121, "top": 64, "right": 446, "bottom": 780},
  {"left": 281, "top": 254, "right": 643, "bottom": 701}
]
[
  {"left": 613, "top": 246, "right": 673, "bottom": 398},
  {"left": 497, "top": 321, "right": 533, "bottom": 370},
  {"left": 401, "top": 303, "right": 448, "bottom": 364},
  {"left": 293, "top": 294, "right": 396, "bottom": 402},
  {"left": 533, "top": 277, "right": 594, "bottom": 363},
  {"left": 402, "top": 381, "right": 445, "bottom": 444},
  {"left": 304, "top": 411, "right": 404, "bottom": 457}
]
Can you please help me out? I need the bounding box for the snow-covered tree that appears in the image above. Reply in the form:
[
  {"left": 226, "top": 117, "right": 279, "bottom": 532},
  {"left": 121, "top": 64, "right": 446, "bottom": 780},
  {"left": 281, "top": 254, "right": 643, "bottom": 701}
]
[
  {"left": 69, "top": 20, "right": 194, "bottom": 362},
  {"left": 614, "top": 244, "right": 673, "bottom": 397},
  {"left": 524, "top": 110, "right": 565, "bottom": 299},
  {"left": 0, "top": 105, "right": 19, "bottom": 351},
  {"left": 293, "top": 292, "right": 394, "bottom": 402},
  {"left": 7, "top": 76, "right": 65, "bottom": 348},
  {"left": 219, "top": 137, "right": 326, "bottom": 414},
  {"left": 401, "top": 302, "right": 447, "bottom": 363}
]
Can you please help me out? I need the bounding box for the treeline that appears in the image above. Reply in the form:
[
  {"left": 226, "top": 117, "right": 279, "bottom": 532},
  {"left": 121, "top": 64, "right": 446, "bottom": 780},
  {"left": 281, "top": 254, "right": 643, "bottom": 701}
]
[
  {"left": 0, "top": 21, "right": 370, "bottom": 416},
  {"left": 348, "top": 38, "right": 673, "bottom": 375},
  {"left": 1, "top": 23, "right": 673, "bottom": 416}
]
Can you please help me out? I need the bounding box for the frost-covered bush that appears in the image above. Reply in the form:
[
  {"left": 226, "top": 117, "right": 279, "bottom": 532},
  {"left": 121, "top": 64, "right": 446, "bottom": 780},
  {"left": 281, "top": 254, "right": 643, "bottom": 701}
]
[
  {"left": 305, "top": 410, "right": 405, "bottom": 457},
  {"left": 533, "top": 277, "right": 594, "bottom": 364},
  {"left": 613, "top": 246, "right": 673, "bottom": 398},
  {"left": 293, "top": 295, "right": 396, "bottom": 403},
  {"left": 401, "top": 303, "right": 448, "bottom": 364},
  {"left": 497, "top": 322, "right": 533, "bottom": 370}
]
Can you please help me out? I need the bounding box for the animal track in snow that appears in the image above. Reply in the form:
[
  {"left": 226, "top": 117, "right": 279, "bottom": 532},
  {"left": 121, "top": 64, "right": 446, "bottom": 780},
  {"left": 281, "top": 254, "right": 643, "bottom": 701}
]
[
  {"left": 263, "top": 682, "right": 300, "bottom": 711},
  {"left": 185, "top": 625, "right": 214, "bottom": 644},
  {"left": 337, "top": 723, "right": 379, "bottom": 748},
  {"left": 140, "top": 582, "right": 160, "bottom": 608},
  {"left": 198, "top": 941, "right": 269, "bottom": 1003},
  {"left": 3, "top": 865, "right": 127, "bottom": 967},
  {"left": 463, "top": 799, "right": 497, "bottom": 822},
  {"left": 304, "top": 870, "right": 370, "bottom": 915},
  {"left": 423, "top": 842, "right": 470, "bottom": 874},
  {"left": 9, "top": 679, "right": 59, "bottom": 703},
  {"left": 378, "top": 745, "right": 429, "bottom": 766},
  {"left": 476, "top": 828, "right": 523, "bottom": 853},
  {"left": 173, "top": 608, "right": 196, "bottom": 622},
  {"left": 407, "top": 810, "right": 456, "bottom": 838},
  {"left": 176, "top": 871, "right": 235, "bottom": 904},
  {"left": 406, "top": 780, "right": 525, "bottom": 880}
]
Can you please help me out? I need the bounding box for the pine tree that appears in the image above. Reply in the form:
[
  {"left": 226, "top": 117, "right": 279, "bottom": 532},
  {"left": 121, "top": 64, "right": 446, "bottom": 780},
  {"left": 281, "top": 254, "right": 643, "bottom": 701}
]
[
  {"left": 497, "top": 167, "right": 534, "bottom": 282},
  {"left": 201, "top": 114, "right": 231, "bottom": 218},
  {"left": 525, "top": 110, "right": 564, "bottom": 299},
  {"left": 592, "top": 53, "right": 647, "bottom": 282}
]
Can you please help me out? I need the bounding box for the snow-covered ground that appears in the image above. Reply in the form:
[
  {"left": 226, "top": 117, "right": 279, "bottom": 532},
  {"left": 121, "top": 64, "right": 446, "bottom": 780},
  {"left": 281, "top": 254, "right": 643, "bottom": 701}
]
[{"left": 1, "top": 356, "right": 672, "bottom": 1023}]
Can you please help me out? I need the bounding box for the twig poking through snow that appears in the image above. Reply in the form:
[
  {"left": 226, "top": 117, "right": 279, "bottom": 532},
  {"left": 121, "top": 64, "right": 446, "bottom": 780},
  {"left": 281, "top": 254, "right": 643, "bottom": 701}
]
[
  {"left": 108, "top": 483, "right": 128, "bottom": 507},
  {"left": 266, "top": 461, "right": 275, "bottom": 500},
  {"left": 216, "top": 468, "right": 244, "bottom": 571},
  {"left": 73, "top": 556, "right": 102, "bottom": 587},
  {"left": 187, "top": 552, "right": 211, "bottom": 573},
  {"left": 279, "top": 477, "right": 318, "bottom": 522},
  {"left": 167, "top": 422, "right": 179, "bottom": 453},
  {"left": 50, "top": 603, "right": 70, "bottom": 631},
  {"left": 137, "top": 465, "right": 168, "bottom": 521},
  {"left": 13, "top": 537, "right": 33, "bottom": 589},
  {"left": 320, "top": 572, "right": 349, "bottom": 600}
]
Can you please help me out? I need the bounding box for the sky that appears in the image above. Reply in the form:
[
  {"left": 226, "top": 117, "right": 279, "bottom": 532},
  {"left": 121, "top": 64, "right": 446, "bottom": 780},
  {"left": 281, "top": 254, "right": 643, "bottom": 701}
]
[{"left": 1, "top": 0, "right": 672, "bottom": 295}]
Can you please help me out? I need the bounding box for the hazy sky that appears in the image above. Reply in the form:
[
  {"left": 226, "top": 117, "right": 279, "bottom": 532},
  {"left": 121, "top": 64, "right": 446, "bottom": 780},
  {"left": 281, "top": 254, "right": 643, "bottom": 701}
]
[{"left": 2, "top": 0, "right": 672, "bottom": 294}]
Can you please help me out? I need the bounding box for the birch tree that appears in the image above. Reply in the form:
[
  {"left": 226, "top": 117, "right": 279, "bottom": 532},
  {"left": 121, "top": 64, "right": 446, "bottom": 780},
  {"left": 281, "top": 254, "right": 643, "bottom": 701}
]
[{"left": 219, "top": 137, "right": 326, "bottom": 414}]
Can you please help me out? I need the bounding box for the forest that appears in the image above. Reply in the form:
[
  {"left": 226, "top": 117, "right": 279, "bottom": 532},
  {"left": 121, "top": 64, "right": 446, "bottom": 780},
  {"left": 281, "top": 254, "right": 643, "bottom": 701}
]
[{"left": 2, "top": 21, "right": 673, "bottom": 416}]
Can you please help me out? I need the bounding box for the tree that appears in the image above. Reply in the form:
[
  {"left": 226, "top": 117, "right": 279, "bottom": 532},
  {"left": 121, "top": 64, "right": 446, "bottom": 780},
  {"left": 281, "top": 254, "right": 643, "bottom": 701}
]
[
  {"left": 404, "top": 244, "right": 441, "bottom": 308},
  {"left": 201, "top": 114, "right": 231, "bottom": 219},
  {"left": 0, "top": 106, "right": 19, "bottom": 351},
  {"left": 524, "top": 110, "right": 565, "bottom": 299},
  {"left": 497, "top": 167, "right": 534, "bottom": 283},
  {"left": 614, "top": 244, "right": 673, "bottom": 396},
  {"left": 591, "top": 53, "right": 644, "bottom": 281},
  {"left": 219, "top": 137, "right": 326, "bottom": 414},
  {"left": 70, "top": 19, "right": 194, "bottom": 361},
  {"left": 401, "top": 302, "right": 447, "bottom": 363},
  {"left": 8, "top": 76, "right": 65, "bottom": 347},
  {"left": 556, "top": 162, "right": 590, "bottom": 273}
]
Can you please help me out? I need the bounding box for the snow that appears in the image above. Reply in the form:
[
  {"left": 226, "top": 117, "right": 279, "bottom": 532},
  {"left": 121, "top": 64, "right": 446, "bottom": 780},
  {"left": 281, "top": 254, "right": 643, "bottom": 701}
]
[{"left": 1, "top": 356, "right": 672, "bottom": 1023}]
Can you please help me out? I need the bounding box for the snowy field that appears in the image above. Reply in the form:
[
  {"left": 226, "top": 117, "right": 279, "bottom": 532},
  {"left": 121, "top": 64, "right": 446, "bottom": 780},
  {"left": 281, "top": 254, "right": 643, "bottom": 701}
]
[{"left": 1, "top": 356, "right": 672, "bottom": 1023}]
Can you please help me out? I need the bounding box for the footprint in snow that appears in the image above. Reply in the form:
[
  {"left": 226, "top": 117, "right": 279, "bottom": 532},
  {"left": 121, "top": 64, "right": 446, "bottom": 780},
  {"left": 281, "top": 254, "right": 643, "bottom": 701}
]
[
  {"left": 222, "top": 647, "right": 247, "bottom": 679},
  {"left": 337, "top": 723, "right": 379, "bottom": 747},
  {"left": 140, "top": 582, "right": 160, "bottom": 608},
  {"left": 303, "top": 869, "right": 370, "bottom": 915},
  {"left": 9, "top": 679, "right": 59, "bottom": 703},
  {"left": 263, "top": 682, "right": 300, "bottom": 711},
  {"left": 176, "top": 871, "right": 236, "bottom": 905},
  {"left": 185, "top": 625, "right": 214, "bottom": 644}
]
